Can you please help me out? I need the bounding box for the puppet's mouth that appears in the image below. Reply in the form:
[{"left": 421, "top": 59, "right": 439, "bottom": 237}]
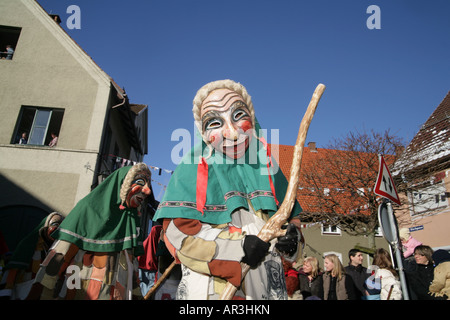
[
  {"left": 222, "top": 135, "right": 248, "bottom": 147},
  {"left": 222, "top": 138, "right": 249, "bottom": 159},
  {"left": 135, "top": 196, "right": 144, "bottom": 204},
  {"left": 129, "top": 195, "right": 145, "bottom": 208}
]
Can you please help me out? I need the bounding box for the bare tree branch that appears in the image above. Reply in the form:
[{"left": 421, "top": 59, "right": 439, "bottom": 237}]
[{"left": 299, "top": 129, "right": 405, "bottom": 240}]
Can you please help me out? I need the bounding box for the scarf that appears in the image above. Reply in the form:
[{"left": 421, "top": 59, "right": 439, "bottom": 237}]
[{"left": 153, "top": 122, "right": 302, "bottom": 225}]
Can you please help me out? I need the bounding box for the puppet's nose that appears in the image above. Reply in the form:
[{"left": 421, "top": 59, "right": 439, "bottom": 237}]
[
  {"left": 223, "top": 122, "right": 239, "bottom": 141},
  {"left": 142, "top": 184, "right": 151, "bottom": 196}
]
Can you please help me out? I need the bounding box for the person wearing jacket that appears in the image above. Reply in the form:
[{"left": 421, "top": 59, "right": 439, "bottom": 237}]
[
  {"left": 298, "top": 256, "right": 323, "bottom": 299},
  {"left": 403, "top": 245, "right": 438, "bottom": 300},
  {"left": 283, "top": 258, "right": 300, "bottom": 299},
  {"left": 429, "top": 249, "right": 450, "bottom": 299},
  {"left": 344, "top": 249, "right": 369, "bottom": 300},
  {"left": 323, "top": 254, "right": 357, "bottom": 300},
  {"left": 368, "top": 248, "right": 402, "bottom": 300},
  {"left": 399, "top": 228, "right": 422, "bottom": 259}
]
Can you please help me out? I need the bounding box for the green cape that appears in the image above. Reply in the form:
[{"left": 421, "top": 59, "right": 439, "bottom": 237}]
[
  {"left": 51, "top": 166, "right": 144, "bottom": 254},
  {"left": 153, "top": 124, "right": 302, "bottom": 224},
  {"left": 4, "top": 218, "right": 45, "bottom": 271}
]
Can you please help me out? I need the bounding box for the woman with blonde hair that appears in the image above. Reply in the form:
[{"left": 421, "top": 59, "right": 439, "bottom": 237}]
[
  {"left": 322, "top": 254, "right": 357, "bottom": 300},
  {"left": 298, "top": 256, "right": 323, "bottom": 299}
]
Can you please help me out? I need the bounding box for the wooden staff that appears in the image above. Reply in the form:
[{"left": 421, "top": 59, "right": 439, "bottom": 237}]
[
  {"left": 386, "top": 284, "right": 394, "bottom": 300},
  {"left": 143, "top": 260, "right": 177, "bottom": 300},
  {"left": 219, "top": 83, "right": 326, "bottom": 300}
]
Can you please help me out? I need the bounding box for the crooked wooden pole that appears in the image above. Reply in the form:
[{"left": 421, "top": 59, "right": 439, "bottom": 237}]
[
  {"left": 219, "top": 83, "right": 326, "bottom": 300},
  {"left": 143, "top": 260, "right": 177, "bottom": 300}
]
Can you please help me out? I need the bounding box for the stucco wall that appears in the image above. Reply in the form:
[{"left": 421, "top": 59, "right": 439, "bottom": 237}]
[
  {"left": 301, "top": 224, "right": 390, "bottom": 268},
  {"left": 0, "top": 0, "right": 111, "bottom": 150},
  {"left": 0, "top": 145, "right": 99, "bottom": 215},
  {"left": 0, "top": 0, "right": 112, "bottom": 214}
]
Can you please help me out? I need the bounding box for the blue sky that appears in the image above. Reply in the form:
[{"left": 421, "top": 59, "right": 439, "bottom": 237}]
[{"left": 38, "top": 0, "right": 450, "bottom": 200}]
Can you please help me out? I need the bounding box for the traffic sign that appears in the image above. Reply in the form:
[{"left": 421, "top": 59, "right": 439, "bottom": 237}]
[
  {"left": 374, "top": 154, "right": 401, "bottom": 205},
  {"left": 377, "top": 201, "right": 399, "bottom": 244}
]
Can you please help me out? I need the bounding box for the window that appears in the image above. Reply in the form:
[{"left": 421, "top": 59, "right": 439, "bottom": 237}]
[
  {"left": 323, "top": 251, "right": 343, "bottom": 263},
  {"left": 374, "top": 226, "right": 383, "bottom": 237},
  {"left": 12, "top": 106, "right": 64, "bottom": 146},
  {"left": 410, "top": 182, "right": 448, "bottom": 216},
  {"left": 321, "top": 224, "right": 341, "bottom": 235},
  {"left": 0, "top": 25, "right": 21, "bottom": 60}
]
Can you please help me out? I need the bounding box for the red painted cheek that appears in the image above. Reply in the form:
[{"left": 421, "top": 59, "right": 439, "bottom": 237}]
[
  {"left": 209, "top": 133, "right": 221, "bottom": 147},
  {"left": 127, "top": 185, "right": 141, "bottom": 202},
  {"left": 240, "top": 120, "right": 253, "bottom": 133}
]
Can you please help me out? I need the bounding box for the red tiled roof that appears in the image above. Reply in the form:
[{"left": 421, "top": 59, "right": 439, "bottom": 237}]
[{"left": 273, "top": 144, "right": 381, "bottom": 216}]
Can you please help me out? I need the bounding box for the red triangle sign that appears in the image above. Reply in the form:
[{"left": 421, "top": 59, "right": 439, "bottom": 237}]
[{"left": 374, "top": 155, "right": 401, "bottom": 205}]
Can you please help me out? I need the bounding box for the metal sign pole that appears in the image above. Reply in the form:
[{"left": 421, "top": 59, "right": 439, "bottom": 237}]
[
  {"left": 375, "top": 154, "right": 409, "bottom": 300},
  {"left": 386, "top": 201, "right": 409, "bottom": 300}
]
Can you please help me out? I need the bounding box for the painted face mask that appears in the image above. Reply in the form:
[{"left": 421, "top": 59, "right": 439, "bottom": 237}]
[
  {"left": 125, "top": 170, "right": 152, "bottom": 208},
  {"left": 53, "top": 163, "right": 152, "bottom": 253},
  {"left": 43, "top": 212, "right": 64, "bottom": 242},
  {"left": 154, "top": 80, "right": 302, "bottom": 221},
  {"left": 200, "top": 88, "right": 254, "bottom": 159}
]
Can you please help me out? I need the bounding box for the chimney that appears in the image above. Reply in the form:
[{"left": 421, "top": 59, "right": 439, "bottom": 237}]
[
  {"left": 49, "top": 14, "right": 62, "bottom": 25},
  {"left": 308, "top": 142, "right": 317, "bottom": 152}
]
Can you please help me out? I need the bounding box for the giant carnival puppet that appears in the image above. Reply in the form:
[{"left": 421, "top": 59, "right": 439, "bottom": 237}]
[
  {"left": 0, "top": 212, "right": 63, "bottom": 299},
  {"left": 153, "top": 79, "right": 325, "bottom": 300},
  {"left": 27, "top": 163, "right": 153, "bottom": 300}
]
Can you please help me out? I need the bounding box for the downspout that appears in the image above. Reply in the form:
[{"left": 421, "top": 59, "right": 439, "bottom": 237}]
[{"left": 112, "top": 92, "right": 127, "bottom": 109}]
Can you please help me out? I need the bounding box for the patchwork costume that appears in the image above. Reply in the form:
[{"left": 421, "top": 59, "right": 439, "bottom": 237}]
[
  {"left": 0, "top": 212, "right": 63, "bottom": 299},
  {"left": 29, "top": 163, "right": 152, "bottom": 300},
  {"left": 153, "top": 80, "right": 303, "bottom": 299}
]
